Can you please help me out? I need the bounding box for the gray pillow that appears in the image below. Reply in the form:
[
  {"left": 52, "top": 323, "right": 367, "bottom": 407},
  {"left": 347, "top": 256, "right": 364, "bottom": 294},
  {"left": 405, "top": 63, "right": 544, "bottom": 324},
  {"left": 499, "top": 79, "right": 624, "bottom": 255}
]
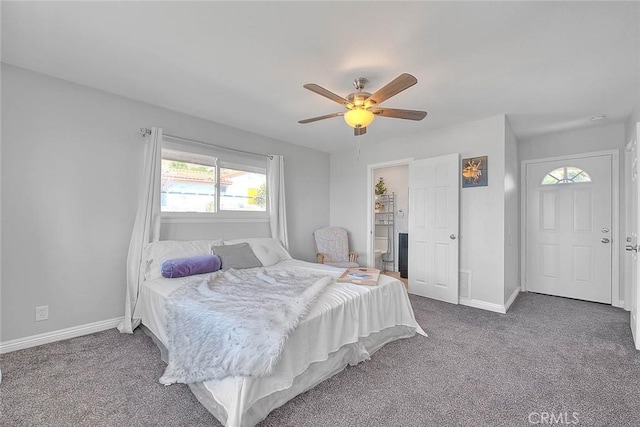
[{"left": 213, "top": 243, "right": 262, "bottom": 269}]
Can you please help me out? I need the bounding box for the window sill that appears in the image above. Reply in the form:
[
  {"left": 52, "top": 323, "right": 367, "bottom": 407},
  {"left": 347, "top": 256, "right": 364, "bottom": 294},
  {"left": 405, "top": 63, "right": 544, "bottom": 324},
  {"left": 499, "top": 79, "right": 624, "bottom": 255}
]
[{"left": 161, "top": 212, "right": 269, "bottom": 224}]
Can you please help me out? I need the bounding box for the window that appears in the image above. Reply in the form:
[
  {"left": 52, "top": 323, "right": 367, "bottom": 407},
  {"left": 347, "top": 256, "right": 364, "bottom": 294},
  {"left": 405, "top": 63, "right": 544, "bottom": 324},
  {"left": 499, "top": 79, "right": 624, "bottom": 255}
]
[
  {"left": 219, "top": 166, "right": 267, "bottom": 211},
  {"left": 161, "top": 141, "right": 267, "bottom": 215},
  {"left": 161, "top": 149, "right": 217, "bottom": 213},
  {"left": 541, "top": 166, "right": 592, "bottom": 185}
]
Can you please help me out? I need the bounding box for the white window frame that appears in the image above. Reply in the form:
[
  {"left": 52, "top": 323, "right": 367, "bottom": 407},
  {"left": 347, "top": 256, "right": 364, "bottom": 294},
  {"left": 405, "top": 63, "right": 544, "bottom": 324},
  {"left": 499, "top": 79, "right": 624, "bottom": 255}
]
[
  {"left": 540, "top": 166, "right": 593, "bottom": 186},
  {"left": 161, "top": 139, "right": 269, "bottom": 223}
]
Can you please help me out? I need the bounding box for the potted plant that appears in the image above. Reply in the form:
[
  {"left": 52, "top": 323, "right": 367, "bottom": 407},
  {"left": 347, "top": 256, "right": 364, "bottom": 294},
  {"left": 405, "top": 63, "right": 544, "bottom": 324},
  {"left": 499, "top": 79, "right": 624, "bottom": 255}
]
[
  {"left": 375, "top": 177, "right": 387, "bottom": 196},
  {"left": 374, "top": 177, "right": 387, "bottom": 213}
]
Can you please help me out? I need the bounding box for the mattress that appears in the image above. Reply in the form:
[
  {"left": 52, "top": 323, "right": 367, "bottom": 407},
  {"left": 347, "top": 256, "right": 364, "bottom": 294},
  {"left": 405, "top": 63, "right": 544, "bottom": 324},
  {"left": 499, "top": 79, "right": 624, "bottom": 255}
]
[{"left": 137, "top": 259, "right": 426, "bottom": 427}]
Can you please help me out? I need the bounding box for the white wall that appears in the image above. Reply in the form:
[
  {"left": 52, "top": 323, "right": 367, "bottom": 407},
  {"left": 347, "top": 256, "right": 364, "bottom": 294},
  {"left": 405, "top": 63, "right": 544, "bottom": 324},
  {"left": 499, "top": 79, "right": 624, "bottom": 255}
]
[
  {"left": 519, "top": 124, "right": 625, "bottom": 161},
  {"left": 161, "top": 221, "right": 270, "bottom": 241},
  {"left": 0, "top": 47, "right": 3, "bottom": 341},
  {"left": 504, "top": 119, "right": 520, "bottom": 303},
  {"left": 1, "top": 64, "right": 330, "bottom": 342},
  {"left": 626, "top": 108, "right": 640, "bottom": 145},
  {"left": 330, "top": 115, "right": 508, "bottom": 306}
]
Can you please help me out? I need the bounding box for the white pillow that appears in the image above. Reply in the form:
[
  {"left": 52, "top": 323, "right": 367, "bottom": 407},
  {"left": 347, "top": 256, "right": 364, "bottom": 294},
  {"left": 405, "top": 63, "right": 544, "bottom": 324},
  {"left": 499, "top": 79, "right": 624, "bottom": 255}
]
[
  {"left": 223, "top": 238, "right": 291, "bottom": 267},
  {"left": 144, "top": 239, "right": 223, "bottom": 280}
]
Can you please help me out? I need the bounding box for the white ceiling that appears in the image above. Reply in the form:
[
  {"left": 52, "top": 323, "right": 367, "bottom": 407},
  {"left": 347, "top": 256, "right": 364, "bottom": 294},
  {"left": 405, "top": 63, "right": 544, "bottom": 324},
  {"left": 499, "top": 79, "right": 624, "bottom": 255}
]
[{"left": 2, "top": 1, "right": 639, "bottom": 153}]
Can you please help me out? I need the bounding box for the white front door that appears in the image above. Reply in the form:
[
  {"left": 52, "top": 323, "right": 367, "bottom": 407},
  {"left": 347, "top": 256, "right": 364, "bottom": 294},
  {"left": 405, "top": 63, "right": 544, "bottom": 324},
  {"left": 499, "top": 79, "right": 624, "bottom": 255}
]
[
  {"left": 408, "top": 153, "right": 459, "bottom": 303},
  {"left": 525, "top": 154, "right": 613, "bottom": 303}
]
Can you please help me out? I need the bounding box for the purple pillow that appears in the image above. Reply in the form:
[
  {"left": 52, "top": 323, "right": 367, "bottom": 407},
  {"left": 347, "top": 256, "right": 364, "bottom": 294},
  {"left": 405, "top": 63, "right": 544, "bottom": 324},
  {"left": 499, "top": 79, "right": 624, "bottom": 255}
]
[{"left": 161, "top": 254, "right": 221, "bottom": 278}]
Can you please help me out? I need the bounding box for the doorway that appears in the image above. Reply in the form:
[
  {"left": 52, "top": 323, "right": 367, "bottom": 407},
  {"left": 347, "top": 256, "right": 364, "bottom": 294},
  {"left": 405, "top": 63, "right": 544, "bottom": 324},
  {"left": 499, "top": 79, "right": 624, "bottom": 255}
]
[
  {"left": 367, "top": 154, "right": 460, "bottom": 304},
  {"left": 522, "top": 151, "right": 619, "bottom": 304},
  {"left": 367, "top": 159, "right": 412, "bottom": 273}
]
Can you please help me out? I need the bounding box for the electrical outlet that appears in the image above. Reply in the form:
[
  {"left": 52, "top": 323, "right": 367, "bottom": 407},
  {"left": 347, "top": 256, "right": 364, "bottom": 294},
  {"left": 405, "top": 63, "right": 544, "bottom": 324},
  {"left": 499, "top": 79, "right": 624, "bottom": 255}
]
[{"left": 35, "top": 305, "right": 49, "bottom": 322}]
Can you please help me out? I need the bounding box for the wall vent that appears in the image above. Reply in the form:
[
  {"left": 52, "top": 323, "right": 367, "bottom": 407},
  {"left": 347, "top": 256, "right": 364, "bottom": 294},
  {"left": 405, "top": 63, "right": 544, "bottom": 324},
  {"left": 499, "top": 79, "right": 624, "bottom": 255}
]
[{"left": 459, "top": 269, "right": 472, "bottom": 299}]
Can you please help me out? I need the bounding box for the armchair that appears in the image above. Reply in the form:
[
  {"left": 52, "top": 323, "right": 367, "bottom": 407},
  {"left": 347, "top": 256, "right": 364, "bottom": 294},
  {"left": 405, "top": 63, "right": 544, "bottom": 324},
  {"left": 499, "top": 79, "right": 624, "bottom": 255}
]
[{"left": 313, "top": 227, "right": 359, "bottom": 268}]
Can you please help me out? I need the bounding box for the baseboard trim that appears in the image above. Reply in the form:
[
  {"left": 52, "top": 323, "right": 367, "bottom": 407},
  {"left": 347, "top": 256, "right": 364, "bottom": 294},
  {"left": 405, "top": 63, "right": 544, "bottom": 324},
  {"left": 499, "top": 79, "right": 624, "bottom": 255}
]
[
  {"left": 459, "top": 297, "right": 506, "bottom": 314},
  {"left": 0, "top": 317, "right": 124, "bottom": 354},
  {"left": 504, "top": 288, "right": 520, "bottom": 312}
]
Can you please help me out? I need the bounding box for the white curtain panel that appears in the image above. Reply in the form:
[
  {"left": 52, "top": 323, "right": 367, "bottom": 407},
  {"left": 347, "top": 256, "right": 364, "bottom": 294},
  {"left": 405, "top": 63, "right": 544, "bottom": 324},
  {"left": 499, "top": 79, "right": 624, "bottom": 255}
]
[
  {"left": 118, "top": 128, "right": 162, "bottom": 333},
  {"left": 267, "top": 155, "right": 289, "bottom": 250}
]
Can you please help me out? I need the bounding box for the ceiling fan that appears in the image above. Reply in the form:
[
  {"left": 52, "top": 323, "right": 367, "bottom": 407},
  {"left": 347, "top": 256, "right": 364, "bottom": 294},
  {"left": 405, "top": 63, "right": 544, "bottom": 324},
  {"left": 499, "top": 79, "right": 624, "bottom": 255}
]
[{"left": 298, "top": 73, "right": 427, "bottom": 136}]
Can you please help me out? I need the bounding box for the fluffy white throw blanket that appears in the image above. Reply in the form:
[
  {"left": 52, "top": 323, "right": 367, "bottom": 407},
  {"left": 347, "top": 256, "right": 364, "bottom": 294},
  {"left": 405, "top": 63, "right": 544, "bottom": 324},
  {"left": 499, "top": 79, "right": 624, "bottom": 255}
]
[{"left": 159, "top": 266, "right": 333, "bottom": 385}]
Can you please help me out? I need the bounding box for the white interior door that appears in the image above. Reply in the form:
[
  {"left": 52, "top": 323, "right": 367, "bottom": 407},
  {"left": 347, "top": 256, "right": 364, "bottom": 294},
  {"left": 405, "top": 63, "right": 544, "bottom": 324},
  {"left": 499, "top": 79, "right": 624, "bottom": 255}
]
[
  {"left": 625, "top": 125, "right": 640, "bottom": 350},
  {"left": 624, "top": 138, "right": 639, "bottom": 347},
  {"left": 525, "top": 154, "right": 613, "bottom": 303},
  {"left": 408, "top": 153, "right": 459, "bottom": 303}
]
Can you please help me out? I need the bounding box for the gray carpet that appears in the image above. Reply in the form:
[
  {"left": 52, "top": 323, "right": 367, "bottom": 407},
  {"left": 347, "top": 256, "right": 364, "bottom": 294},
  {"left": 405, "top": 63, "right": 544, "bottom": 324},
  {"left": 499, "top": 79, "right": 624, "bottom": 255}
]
[{"left": 2, "top": 292, "right": 640, "bottom": 427}]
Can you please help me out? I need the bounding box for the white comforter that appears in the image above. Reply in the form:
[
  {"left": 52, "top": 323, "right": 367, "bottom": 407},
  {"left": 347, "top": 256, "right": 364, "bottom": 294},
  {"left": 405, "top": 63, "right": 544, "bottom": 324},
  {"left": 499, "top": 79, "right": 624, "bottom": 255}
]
[
  {"left": 160, "top": 266, "right": 334, "bottom": 384},
  {"left": 137, "top": 260, "right": 426, "bottom": 427}
]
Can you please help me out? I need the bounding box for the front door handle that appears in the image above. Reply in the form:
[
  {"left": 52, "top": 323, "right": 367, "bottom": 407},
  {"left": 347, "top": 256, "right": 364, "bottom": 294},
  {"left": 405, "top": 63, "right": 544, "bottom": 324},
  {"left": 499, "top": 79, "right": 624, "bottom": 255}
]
[
  {"left": 626, "top": 244, "right": 638, "bottom": 252},
  {"left": 601, "top": 238, "right": 610, "bottom": 244}
]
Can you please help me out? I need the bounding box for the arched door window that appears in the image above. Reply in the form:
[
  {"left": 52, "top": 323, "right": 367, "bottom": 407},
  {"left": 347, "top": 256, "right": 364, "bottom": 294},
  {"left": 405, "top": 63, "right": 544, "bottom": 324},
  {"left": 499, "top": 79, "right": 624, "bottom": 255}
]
[{"left": 540, "top": 166, "right": 592, "bottom": 185}]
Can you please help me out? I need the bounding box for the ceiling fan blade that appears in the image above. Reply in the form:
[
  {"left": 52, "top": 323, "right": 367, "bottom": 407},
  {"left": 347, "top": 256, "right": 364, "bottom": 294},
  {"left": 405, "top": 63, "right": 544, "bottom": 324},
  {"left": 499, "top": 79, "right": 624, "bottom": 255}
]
[
  {"left": 354, "top": 127, "right": 367, "bottom": 136},
  {"left": 367, "top": 73, "right": 418, "bottom": 106},
  {"left": 303, "top": 84, "right": 352, "bottom": 107},
  {"left": 371, "top": 108, "right": 427, "bottom": 121},
  {"left": 298, "top": 112, "right": 344, "bottom": 124}
]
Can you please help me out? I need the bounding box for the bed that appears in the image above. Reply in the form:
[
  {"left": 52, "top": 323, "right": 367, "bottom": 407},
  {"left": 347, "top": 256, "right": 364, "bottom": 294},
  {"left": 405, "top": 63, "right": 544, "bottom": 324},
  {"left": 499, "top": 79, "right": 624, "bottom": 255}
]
[{"left": 135, "top": 237, "right": 426, "bottom": 427}]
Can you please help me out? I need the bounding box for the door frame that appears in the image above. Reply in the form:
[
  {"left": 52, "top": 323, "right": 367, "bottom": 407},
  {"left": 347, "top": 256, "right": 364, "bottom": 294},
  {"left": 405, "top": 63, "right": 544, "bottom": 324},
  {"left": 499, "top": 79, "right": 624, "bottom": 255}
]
[
  {"left": 366, "top": 158, "right": 414, "bottom": 268},
  {"left": 520, "top": 149, "right": 621, "bottom": 307}
]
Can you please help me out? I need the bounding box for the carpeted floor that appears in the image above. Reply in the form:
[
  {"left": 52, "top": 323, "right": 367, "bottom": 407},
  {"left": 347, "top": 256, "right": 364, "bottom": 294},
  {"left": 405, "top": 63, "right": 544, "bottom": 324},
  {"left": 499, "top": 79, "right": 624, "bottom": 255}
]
[{"left": 2, "top": 292, "right": 640, "bottom": 427}]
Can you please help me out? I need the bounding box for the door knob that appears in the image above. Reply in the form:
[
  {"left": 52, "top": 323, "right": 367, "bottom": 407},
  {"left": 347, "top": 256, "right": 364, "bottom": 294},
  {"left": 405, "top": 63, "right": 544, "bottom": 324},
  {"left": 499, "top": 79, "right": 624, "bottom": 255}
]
[
  {"left": 601, "top": 238, "right": 610, "bottom": 244},
  {"left": 626, "top": 244, "right": 638, "bottom": 252},
  {"left": 450, "top": 234, "right": 457, "bottom": 240}
]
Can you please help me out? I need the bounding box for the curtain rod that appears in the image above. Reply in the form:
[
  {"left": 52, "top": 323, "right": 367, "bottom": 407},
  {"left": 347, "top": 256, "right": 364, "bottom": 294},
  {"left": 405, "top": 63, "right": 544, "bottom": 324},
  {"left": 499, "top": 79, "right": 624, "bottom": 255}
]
[{"left": 139, "top": 128, "right": 273, "bottom": 160}]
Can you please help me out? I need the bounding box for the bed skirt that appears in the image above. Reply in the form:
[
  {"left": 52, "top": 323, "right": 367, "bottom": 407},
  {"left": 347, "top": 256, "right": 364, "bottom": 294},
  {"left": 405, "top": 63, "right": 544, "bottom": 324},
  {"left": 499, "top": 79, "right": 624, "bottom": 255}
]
[{"left": 143, "top": 324, "right": 416, "bottom": 427}]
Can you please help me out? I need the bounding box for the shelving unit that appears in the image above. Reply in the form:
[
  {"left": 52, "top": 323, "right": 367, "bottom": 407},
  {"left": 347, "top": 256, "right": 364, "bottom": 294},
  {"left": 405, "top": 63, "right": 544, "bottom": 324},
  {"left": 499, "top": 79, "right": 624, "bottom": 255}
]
[{"left": 374, "top": 193, "right": 395, "bottom": 272}]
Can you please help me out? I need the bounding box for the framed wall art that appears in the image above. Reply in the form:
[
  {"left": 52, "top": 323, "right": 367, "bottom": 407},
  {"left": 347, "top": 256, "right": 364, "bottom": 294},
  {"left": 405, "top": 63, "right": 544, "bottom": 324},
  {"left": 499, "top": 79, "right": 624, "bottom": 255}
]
[{"left": 461, "top": 156, "right": 488, "bottom": 187}]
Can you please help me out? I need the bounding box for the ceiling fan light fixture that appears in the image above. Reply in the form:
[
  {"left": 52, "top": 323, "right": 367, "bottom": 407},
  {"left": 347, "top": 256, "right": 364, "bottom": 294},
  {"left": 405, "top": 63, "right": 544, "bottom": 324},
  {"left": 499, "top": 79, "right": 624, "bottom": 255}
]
[
  {"left": 344, "top": 108, "right": 374, "bottom": 128},
  {"left": 299, "top": 73, "right": 426, "bottom": 134}
]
